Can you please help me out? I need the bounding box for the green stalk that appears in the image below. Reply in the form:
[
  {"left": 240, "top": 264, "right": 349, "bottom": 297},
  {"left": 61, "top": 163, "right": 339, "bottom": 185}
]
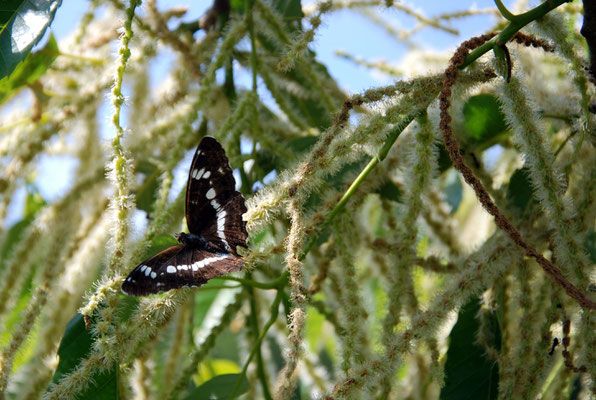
[
  {"left": 228, "top": 290, "right": 283, "bottom": 399},
  {"left": 493, "top": 0, "right": 516, "bottom": 21},
  {"left": 228, "top": 110, "right": 421, "bottom": 293},
  {"left": 461, "top": 0, "right": 568, "bottom": 69},
  {"left": 246, "top": 276, "right": 273, "bottom": 400},
  {"left": 301, "top": 110, "right": 421, "bottom": 259},
  {"left": 215, "top": 273, "right": 286, "bottom": 290},
  {"left": 246, "top": 0, "right": 259, "bottom": 92}
]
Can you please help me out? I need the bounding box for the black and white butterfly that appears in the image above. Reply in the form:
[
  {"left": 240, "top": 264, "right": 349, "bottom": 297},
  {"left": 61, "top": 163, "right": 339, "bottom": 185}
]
[{"left": 121, "top": 137, "right": 248, "bottom": 296}]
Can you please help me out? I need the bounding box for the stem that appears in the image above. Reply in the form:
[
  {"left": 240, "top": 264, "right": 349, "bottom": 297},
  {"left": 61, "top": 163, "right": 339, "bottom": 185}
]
[
  {"left": 237, "top": 0, "right": 259, "bottom": 195},
  {"left": 553, "top": 130, "right": 577, "bottom": 159},
  {"left": 228, "top": 290, "right": 282, "bottom": 399},
  {"left": 246, "top": 0, "right": 259, "bottom": 92},
  {"left": 246, "top": 275, "right": 273, "bottom": 400},
  {"left": 215, "top": 274, "right": 286, "bottom": 290},
  {"left": 220, "top": 6, "right": 236, "bottom": 103},
  {"left": 197, "top": 284, "right": 243, "bottom": 290},
  {"left": 301, "top": 110, "right": 421, "bottom": 259},
  {"left": 461, "top": 0, "right": 568, "bottom": 69},
  {"left": 493, "top": 0, "right": 516, "bottom": 21}
]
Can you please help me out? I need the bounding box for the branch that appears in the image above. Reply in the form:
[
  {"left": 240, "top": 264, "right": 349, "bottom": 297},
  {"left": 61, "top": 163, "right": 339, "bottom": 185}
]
[{"left": 461, "top": 0, "right": 567, "bottom": 69}]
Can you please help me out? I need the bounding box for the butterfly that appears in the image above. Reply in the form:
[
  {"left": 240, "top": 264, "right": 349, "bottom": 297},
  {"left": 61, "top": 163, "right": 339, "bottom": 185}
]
[{"left": 121, "top": 136, "right": 248, "bottom": 296}]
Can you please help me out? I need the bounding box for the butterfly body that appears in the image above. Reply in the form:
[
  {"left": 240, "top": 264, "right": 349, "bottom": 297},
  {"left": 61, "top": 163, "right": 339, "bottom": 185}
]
[
  {"left": 175, "top": 232, "right": 224, "bottom": 254},
  {"left": 122, "top": 137, "right": 247, "bottom": 296}
]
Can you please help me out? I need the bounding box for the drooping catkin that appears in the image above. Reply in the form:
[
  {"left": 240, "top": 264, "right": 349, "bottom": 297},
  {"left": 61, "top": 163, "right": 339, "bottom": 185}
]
[
  {"left": 0, "top": 207, "right": 78, "bottom": 392},
  {"left": 378, "top": 115, "right": 438, "bottom": 394},
  {"left": 332, "top": 233, "right": 520, "bottom": 397},
  {"left": 331, "top": 215, "right": 371, "bottom": 370},
  {"left": 275, "top": 199, "right": 307, "bottom": 399},
  {"left": 533, "top": 12, "right": 596, "bottom": 140},
  {"left": 496, "top": 75, "right": 591, "bottom": 286},
  {"left": 166, "top": 288, "right": 245, "bottom": 399}
]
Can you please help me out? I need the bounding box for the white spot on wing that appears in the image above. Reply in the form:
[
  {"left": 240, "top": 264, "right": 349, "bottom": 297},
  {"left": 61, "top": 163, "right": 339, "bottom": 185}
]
[
  {"left": 150, "top": 272, "right": 157, "bottom": 279},
  {"left": 191, "top": 255, "right": 229, "bottom": 271},
  {"left": 144, "top": 267, "right": 151, "bottom": 276},
  {"left": 140, "top": 265, "right": 147, "bottom": 273},
  {"left": 156, "top": 282, "right": 164, "bottom": 287},
  {"left": 217, "top": 210, "right": 228, "bottom": 249},
  {"left": 167, "top": 265, "right": 176, "bottom": 273},
  {"left": 203, "top": 170, "right": 211, "bottom": 179},
  {"left": 192, "top": 169, "right": 198, "bottom": 178},
  {"left": 206, "top": 188, "right": 216, "bottom": 199},
  {"left": 194, "top": 167, "right": 205, "bottom": 180}
]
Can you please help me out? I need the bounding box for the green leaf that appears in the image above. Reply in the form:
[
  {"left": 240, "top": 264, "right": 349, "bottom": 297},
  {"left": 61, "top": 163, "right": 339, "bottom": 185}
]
[
  {"left": 252, "top": 135, "right": 318, "bottom": 183},
  {"left": 444, "top": 170, "right": 462, "bottom": 213},
  {"left": 256, "top": 0, "right": 332, "bottom": 131},
  {"left": 24, "top": 186, "right": 46, "bottom": 216},
  {"left": 0, "top": 33, "right": 58, "bottom": 104},
  {"left": 506, "top": 167, "right": 535, "bottom": 219},
  {"left": 211, "top": 327, "right": 241, "bottom": 363},
  {"left": 377, "top": 180, "right": 402, "bottom": 203},
  {"left": 145, "top": 234, "right": 178, "bottom": 255},
  {"left": 441, "top": 298, "right": 500, "bottom": 400},
  {"left": 1, "top": 284, "right": 33, "bottom": 341},
  {"left": 0, "top": 219, "right": 30, "bottom": 268},
  {"left": 462, "top": 94, "right": 507, "bottom": 146},
  {"left": 195, "top": 359, "right": 241, "bottom": 382},
  {"left": 0, "top": 0, "right": 62, "bottom": 79},
  {"left": 0, "top": 1, "right": 23, "bottom": 28},
  {"left": 193, "top": 280, "right": 224, "bottom": 328},
  {"left": 287, "top": 136, "right": 317, "bottom": 153},
  {"left": 436, "top": 143, "right": 453, "bottom": 173},
  {"left": 304, "top": 158, "right": 368, "bottom": 211},
  {"left": 184, "top": 373, "right": 249, "bottom": 400},
  {"left": 584, "top": 229, "right": 596, "bottom": 264},
  {"left": 230, "top": 0, "right": 244, "bottom": 12},
  {"left": 282, "top": 60, "right": 333, "bottom": 130},
  {"left": 0, "top": 189, "right": 45, "bottom": 270},
  {"left": 48, "top": 313, "right": 119, "bottom": 399},
  {"left": 271, "top": 0, "right": 303, "bottom": 28},
  {"left": 135, "top": 160, "right": 161, "bottom": 214}
]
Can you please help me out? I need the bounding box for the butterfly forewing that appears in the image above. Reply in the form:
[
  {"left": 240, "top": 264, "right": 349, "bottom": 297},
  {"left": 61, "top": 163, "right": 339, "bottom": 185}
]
[{"left": 186, "top": 137, "right": 248, "bottom": 255}]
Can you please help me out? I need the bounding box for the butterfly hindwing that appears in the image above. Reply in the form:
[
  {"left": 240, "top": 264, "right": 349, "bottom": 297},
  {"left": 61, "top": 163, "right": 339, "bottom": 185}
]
[
  {"left": 121, "top": 245, "right": 183, "bottom": 296},
  {"left": 122, "top": 246, "right": 244, "bottom": 296}
]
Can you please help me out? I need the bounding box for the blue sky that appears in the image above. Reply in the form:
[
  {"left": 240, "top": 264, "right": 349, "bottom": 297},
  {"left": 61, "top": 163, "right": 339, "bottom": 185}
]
[
  {"left": 7, "top": 0, "right": 507, "bottom": 226},
  {"left": 47, "top": 1, "right": 504, "bottom": 92}
]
